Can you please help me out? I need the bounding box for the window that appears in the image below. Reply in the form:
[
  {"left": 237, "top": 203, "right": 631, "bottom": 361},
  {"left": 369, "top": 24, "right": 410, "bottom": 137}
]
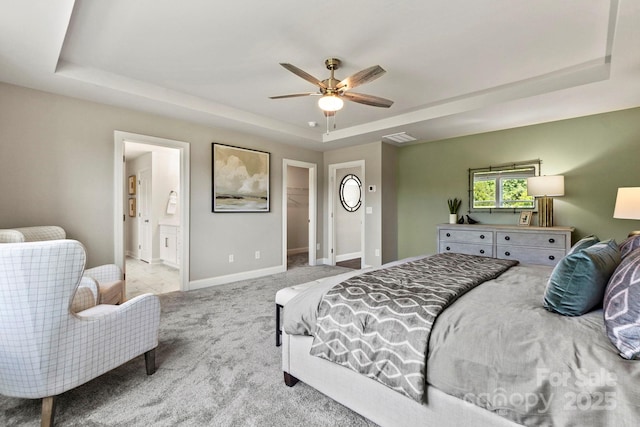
[{"left": 469, "top": 161, "right": 540, "bottom": 212}]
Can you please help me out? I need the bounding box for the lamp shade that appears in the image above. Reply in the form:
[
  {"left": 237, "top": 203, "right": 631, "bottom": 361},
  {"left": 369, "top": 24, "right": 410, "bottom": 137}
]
[
  {"left": 527, "top": 175, "right": 565, "bottom": 197},
  {"left": 318, "top": 95, "right": 344, "bottom": 112},
  {"left": 613, "top": 187, "right": 640, "bottom": 219}
]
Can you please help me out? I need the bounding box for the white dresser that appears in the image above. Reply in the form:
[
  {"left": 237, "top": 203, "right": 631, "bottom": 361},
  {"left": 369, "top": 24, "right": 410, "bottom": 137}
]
[{"left": 437, "top": 224, "right": 574, "bottom": 266}]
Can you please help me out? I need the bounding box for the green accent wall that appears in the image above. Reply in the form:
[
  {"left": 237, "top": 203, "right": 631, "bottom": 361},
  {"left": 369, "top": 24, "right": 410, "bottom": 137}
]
[{"left": 397, "top": 107, "right": 640, "bottom": 258}]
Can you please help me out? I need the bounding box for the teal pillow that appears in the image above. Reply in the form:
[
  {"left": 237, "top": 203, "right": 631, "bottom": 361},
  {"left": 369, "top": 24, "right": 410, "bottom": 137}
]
[
  {"left": 566, "top": 235, "right": 599, "bottom": 256},
  {"left": 543, "top": 239, "right": 620, "bottom": 316}
]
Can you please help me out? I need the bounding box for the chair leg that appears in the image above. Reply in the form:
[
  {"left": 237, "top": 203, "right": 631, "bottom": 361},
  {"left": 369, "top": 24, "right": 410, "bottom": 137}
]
[
  {"left": 41, "top": 396, "right": 56, "bottom": 427},
  {"left": 145, "top": 348, "right": 157, "bottom": 375}
]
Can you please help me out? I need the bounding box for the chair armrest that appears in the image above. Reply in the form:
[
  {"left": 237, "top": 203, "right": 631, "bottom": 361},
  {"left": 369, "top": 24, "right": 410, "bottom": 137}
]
[
  {"left": 84, "top": 264, "right": 123, "bottom": 283},
  {"left": 71, "top": 276, "right": 99, "bottom": 313},
  {"left": 75, "top": 294, "right": 161, "bottom": 354}
]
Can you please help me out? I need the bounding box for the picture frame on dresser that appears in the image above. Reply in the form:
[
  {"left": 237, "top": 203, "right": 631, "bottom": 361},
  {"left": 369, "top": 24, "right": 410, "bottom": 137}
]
[{"left": 518, "top": 211, "right": 532, "bottom": 226}]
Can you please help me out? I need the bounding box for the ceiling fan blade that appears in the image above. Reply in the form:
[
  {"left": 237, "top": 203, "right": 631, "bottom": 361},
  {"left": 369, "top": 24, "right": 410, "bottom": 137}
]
[
  {"left": 269, "top": 93, "right": 319, "bottom": 99},
  {"left": 280, "top": 63, "right": 328, "bottom": 90},
  {"left": 337, "top": 65, "right": 386, "bottom": 90},
  {"left": 343, "top": 92, "right": 394, "bottom": 108}
]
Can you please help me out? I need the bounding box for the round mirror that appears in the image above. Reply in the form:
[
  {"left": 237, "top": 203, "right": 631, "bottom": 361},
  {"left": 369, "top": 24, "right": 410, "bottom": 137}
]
[{"left": 339, "top": 174, "right": 362, "bottom": 212}]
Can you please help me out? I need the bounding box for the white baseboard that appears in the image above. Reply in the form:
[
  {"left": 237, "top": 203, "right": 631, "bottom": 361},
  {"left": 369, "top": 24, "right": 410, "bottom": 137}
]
[
  {"left": 336, "top": 252, "right": 362, "bottom": 262},
  {"left": 188, "top": 264, "right": 286, "bottom": 290},
  {"left": 316, "top": 257, "right": 330, "bottom": 265},
  {"left": 287, "top": 247, "right": 309, "bottom": 255}
]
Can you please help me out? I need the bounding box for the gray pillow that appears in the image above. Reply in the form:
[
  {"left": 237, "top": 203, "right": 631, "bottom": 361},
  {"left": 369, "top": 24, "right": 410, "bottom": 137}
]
[
  {"left": 543, "top": 239, "right": 620, "bottom": 316},
  {"left": 604, "top": 248, "right": 640, "bottom": 359},
  {"left": 619, "top": 234, "right": 640, "bottom": 260}
]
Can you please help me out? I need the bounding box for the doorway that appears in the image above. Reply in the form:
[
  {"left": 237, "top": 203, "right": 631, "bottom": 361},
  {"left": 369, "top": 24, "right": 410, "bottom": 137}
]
[
  {"left": 114, "top": 131, "right": 190, "bottom": 297},
  {"left": 328, "top": 160, "right": 365, "bottom": 267},
  {"left": 282, "top": 159, "right": 317, "bottom": 269}
]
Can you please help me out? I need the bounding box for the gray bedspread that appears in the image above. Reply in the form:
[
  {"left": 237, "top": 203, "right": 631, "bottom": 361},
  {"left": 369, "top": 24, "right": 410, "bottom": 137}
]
[
  {"left": 308, "top": 253, "right": 518, "bottom": 401},
  {"left": 427, "top": 263, "right": 640, "bottom": 426},
  {"left": 283, "top": 258, "right": 640, "bottom": 427}
]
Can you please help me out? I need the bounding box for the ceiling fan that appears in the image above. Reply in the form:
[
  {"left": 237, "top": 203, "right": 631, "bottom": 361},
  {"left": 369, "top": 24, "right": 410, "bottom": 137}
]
[{"left": 269, "top": 58, "right": 394, "bottom": 114}]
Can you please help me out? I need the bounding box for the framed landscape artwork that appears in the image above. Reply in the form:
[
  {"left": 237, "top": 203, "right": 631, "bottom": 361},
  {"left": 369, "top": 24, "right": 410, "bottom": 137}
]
[{"left": 212, "top": 143, "right": 270, "bottom": 212}]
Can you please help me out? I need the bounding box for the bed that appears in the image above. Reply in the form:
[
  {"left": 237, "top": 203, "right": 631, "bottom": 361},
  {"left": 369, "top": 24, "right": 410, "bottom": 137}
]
[{"left": 276, "top": 252, "right": 640, "bottom": 427}]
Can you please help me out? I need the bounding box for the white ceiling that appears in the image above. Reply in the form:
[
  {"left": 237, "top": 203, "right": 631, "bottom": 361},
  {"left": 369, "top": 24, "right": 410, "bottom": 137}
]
[{"left": 1, "top": 0, "right": 639, "bottom": 151}]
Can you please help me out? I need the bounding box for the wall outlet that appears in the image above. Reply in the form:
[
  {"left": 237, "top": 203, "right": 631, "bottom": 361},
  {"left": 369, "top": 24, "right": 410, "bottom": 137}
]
[
  {"left": 255, "top": 251, "right": 260, "bottom": 259},
  {"left": 316, "top": 243, "right": 320, "bottom": 250},
  {"left": 375, "top": 249, "right": 380, "bottom": 257},
  {"left": 228, "top": 254, "right": 234, "bottom": 263},
  {"left": 366, "top": 206, "right": 373, "bottom": 214}
]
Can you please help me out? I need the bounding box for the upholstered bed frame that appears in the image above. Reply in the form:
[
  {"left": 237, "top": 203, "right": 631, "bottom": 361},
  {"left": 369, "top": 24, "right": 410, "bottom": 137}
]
[
  {"left": 277, "top": 276, "right": 520, "bottom": 427},
  {"left": 281, "top": 331, "right": 519, "bottom": 427}
]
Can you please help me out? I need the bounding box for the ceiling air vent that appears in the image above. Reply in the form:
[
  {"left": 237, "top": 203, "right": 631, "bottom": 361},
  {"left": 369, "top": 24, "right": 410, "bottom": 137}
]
[{"left": 382, "top": 132, "right": 417, "bottom": 144}]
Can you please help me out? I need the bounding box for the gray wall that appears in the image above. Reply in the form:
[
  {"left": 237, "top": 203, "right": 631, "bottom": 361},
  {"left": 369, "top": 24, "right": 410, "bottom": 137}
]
[
  {"left": 397, "top": 107, "right": 640, "bottom": 258},
  {"left": 381, "top": 142, "right": 398, "bottom": 264},
  {"left": 0, "top": 82, "right": 325, "bottom": 281}
]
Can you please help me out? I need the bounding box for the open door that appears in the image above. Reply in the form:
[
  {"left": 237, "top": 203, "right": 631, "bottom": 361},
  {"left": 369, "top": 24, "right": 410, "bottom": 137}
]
[
  {"left": 282, "top": 159, "right": 317, "bottom": 269},
  {"left": 328, "top": 160, "right": 365, "bottom": 267},
  {"left": 114, "top": 131, "right": 190, "bottom": 293},
  {"left": 137, "top": 168, "right": 152, "bottom": 263}
]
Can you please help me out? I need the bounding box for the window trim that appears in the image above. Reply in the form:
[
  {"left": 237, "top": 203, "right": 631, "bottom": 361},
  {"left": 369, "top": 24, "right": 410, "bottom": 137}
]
[{"left": 468, "top": 160, "right": 541, "bottom": 213}]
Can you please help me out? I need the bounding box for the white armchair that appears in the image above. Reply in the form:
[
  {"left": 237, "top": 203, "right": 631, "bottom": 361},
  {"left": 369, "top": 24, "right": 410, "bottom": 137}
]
[
  {"left": 0, "top": 225, "right": 66, "bottom": 242},
  {"left": 0, "top": 226, "right": 125, "bottom": 305},
  {"left": 0, "top": 240, "right": 160, "bottom": 427},
  {"left": 84, "top": 263, "right": 125, "bottom": 304}
]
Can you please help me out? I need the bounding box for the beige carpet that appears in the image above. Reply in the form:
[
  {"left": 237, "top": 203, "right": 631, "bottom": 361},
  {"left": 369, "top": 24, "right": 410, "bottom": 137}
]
[{"left": 1, "top": 262, "right": 377, "bottom": 426}]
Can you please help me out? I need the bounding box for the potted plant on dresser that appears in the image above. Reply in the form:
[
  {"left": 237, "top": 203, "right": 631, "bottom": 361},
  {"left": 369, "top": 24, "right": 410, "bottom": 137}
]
[{"left": 447, "top": 198, "right": 462, "bottom": 224}]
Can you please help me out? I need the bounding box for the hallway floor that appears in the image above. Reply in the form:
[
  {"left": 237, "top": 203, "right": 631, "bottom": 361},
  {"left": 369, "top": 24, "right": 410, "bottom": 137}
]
[{"left": 125, "top": 257, "right": 180, "bottom": 299}]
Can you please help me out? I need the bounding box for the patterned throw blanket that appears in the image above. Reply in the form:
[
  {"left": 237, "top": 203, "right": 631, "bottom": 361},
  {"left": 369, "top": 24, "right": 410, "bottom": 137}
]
[{"left": 310, "top": 253, "right": 518, "bottom": 402}]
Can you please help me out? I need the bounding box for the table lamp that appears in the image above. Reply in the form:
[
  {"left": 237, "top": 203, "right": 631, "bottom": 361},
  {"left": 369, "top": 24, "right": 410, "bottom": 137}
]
[
  {"left": 613, "top": 187, "right": 640, "bottom": 236},
  {"left": 527, "top": 175, "right": 565, "bottom": 227}
]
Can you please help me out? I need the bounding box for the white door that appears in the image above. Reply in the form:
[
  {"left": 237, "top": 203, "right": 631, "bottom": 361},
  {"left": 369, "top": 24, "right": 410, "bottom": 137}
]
[
  {"left": 138, "top": 169, "right": 152, "bottom": 262},
  {"left": 328, "top": 161, "right": 365, "bottom": 266}
]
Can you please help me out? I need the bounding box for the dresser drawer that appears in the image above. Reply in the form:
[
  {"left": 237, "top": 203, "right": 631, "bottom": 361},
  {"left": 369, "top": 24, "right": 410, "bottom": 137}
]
[
  {"left": 496, "top": 231, "right": 566, "bottom": 249},
  {"left": 439, "top": 229, "right": 493, "bottom": 244},
  {"left": 496, "top": 245, "right": 565, "bottom": 266},
  {"left": 440, "top": 242, "right": 494, "bottom": 258}
]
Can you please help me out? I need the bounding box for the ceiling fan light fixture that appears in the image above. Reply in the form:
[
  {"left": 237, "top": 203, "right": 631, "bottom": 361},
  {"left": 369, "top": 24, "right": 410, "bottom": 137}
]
[{"left": 318, "top": 95, "right": 344, "bottom": 112}]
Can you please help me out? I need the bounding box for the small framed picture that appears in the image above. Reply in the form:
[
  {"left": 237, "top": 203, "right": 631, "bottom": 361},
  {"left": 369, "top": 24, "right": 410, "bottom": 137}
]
[
  {"left": 128, "top": 175, "right": 136, "bottom": 195},
  {"left": 518, "top": 211, "right": 532, "bottom": 226},
  {"left": 128, "top": 198, "right": 136, "bottom": 217}
]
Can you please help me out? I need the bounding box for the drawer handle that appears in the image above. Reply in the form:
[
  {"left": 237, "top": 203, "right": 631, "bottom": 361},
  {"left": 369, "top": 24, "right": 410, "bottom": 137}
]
[
  {"left": 549, "top": 238, "right": 555, "bottom": 244},
  {"left": 505, "top": 251, "right": 511, "bottom": 257},
  {"left": 505, "top": 236, "right": 510, "bottom": 241},
  {"left": 480, "top": 234, "right": 485, "bottom": 239},
  {"left": 479, "top": 249, "right": 485, "bottom": 254},
  {"left": 446, "top": 246, "right": 451, "bottom": 251},
  {"left": 446, "top": 233, "right": 451, "bottom": 237},
  {"left": 549, "top": 255, "right": 555, "bottom": 260},
  {"left": 165, "top": 238, "right": 169, "bottom": 248}
]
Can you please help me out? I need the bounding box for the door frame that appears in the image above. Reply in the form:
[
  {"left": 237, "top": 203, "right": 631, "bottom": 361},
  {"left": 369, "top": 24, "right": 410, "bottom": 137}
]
[
  {"left": 114, "top": 131, "right": 190, "bottom": 291},
  {"left": 282, "top": 159, "right": 317, "bottom": 268},
  {"left": 328, "top": 160, "right": 365, "bottom": 266}
]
